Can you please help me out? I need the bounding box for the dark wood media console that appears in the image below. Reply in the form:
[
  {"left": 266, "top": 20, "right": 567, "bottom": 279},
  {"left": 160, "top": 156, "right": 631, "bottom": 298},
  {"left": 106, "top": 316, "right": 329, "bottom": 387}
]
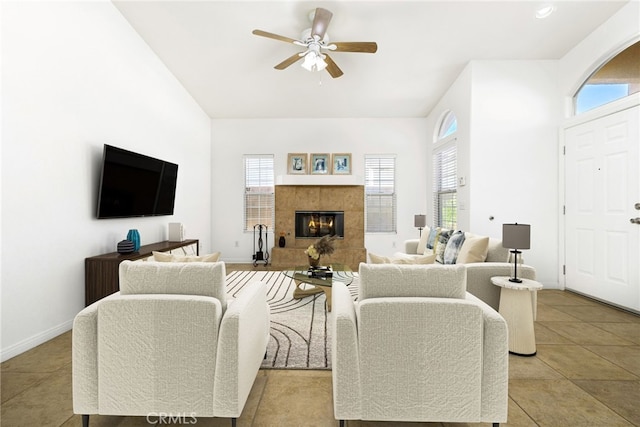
[{"left": 84, "top": 239, "right": 199, "bottom": 306}]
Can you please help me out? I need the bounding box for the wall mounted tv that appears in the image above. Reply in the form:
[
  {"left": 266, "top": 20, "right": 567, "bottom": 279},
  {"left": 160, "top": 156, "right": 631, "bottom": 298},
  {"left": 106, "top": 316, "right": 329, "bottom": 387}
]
[{"left": 96, "top": 144, "right": 178, "bottom": 219}]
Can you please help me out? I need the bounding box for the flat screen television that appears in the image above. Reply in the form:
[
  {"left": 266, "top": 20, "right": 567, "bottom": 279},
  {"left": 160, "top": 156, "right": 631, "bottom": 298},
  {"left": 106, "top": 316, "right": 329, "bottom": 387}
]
[{"left": 96, "top": 144, "right": 178, "bottom": 219}]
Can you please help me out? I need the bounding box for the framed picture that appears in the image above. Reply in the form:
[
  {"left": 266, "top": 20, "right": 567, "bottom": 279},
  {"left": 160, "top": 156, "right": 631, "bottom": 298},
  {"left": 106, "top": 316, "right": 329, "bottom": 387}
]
[
  {"left": 332, "top": 153, "right": 352, "bottom": 175},
  {"left": 310, "top": 153, "right": 330, "bottom": 175},
  {"left": 287, "top": 153, "right": 308, "bottom": 174}
]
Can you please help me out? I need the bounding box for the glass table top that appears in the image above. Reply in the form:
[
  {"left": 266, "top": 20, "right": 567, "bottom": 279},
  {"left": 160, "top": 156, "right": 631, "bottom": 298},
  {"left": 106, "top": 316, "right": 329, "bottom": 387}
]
[{"left": 282, "top": 263, "right": 355, "bottom": 288}]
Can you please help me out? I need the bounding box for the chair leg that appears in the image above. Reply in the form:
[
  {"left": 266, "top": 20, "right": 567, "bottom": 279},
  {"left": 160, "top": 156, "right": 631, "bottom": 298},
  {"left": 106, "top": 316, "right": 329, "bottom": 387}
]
[{"left": 82, "top": 415, "right": 89, "bottom": 427}]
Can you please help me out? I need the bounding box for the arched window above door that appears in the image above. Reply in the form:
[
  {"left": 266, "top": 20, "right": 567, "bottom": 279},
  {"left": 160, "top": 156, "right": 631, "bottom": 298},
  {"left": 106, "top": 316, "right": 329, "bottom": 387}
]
[
  {"left": 574, "top": 41, "right": 640, "bottom": 114},
  {"left": 436, "top": 110, "right": 458, "bottom": 141}
]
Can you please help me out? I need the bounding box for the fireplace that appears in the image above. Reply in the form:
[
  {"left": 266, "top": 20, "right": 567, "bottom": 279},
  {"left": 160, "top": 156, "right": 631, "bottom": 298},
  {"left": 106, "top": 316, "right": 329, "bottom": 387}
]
[{"left": 295, "top": 211, "right": 344, "bottom": 239}]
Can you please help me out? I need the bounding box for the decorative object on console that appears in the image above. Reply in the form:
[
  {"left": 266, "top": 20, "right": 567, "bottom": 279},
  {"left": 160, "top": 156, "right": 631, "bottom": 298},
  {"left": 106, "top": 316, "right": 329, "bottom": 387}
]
[
  {"left": 305, "top": 234, "right": 336, "bottom": 267},
  {"left": 126, "top": 229, "right": 140, "bottom": 252},
  {"left": 168, "top": 222, "right": 185, "bottom": 242},
  {"left": 502, "top": 223, "right": 531, "bottom": 283},
  {"left": 116, "top": 240, "right": 135, "bottom": 254},
  {"left": 414, "top": 214, "right": 426, "bottom": 236},
  {"left": 278, "top": 232, "right": 286, "bottom": 248},
  {"left": 332, "top": 153, "right": 352, "bottom": 175}
]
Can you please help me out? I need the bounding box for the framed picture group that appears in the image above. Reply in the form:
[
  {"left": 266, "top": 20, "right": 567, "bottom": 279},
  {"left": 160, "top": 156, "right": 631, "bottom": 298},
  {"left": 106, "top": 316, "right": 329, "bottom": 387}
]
[{"left": 287, "top": 153, "right": 352, "bottom": 175}]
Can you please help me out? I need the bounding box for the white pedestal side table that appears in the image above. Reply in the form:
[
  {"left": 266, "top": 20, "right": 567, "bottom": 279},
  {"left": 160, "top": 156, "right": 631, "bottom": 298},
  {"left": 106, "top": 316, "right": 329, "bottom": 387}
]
[{"left": 491, "top": 276, "right": 543, "bottom": 356}]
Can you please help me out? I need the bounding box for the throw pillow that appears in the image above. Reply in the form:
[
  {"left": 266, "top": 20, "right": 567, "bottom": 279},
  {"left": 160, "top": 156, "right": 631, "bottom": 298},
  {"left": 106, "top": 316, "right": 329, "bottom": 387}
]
[
  {"left": 415, "top": 226, "right": 431, "bottom": 255},
  {"left": 443, "top": 231, "right": 466, "bottom": 264},
  {"left": 486, "top": 238, "right": 511, "bottom": 262},
  {"left": 426, "top": 227, "right": 440, "bottom": 251},
  {"left": 457, "top": 235, "right": 489, "bottom": 264},
  {"left": 434, "top": 229, "right": 452, "bottom": 264},
  {"left": 152, "top": 251, "right": 221, "bottom": 263},
  {"left": 368, "top": 253, "right": 391, "bottom": 264}
]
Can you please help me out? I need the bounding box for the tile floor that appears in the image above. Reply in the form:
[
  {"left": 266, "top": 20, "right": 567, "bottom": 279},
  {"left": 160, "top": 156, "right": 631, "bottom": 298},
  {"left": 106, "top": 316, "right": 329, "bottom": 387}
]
[{"left": 1, "top": 287, "right": 639, "bottom": 426}]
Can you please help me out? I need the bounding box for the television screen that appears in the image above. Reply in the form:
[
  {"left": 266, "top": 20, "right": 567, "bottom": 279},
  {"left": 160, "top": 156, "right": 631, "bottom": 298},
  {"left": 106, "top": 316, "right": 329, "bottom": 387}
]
[{"left": 97, "top": 144, "right": 178, "bottom": 219}]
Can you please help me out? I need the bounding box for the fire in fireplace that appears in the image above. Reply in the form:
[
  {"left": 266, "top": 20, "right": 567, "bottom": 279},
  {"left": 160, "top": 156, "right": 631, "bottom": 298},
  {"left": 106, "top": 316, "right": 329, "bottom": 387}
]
[{"left": 295, "top": 211, "right": 344, "bottom": 239}]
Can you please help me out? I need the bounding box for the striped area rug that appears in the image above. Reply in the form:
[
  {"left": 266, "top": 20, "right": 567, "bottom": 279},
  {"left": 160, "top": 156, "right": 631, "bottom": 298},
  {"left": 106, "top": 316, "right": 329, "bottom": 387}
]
[{"left": 225, "top": 270, "right": 358, "bottom": 370}]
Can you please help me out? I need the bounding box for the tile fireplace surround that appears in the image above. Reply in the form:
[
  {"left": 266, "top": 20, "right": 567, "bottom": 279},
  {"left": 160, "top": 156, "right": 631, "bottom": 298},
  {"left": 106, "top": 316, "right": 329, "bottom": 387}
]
[{"left": 271, "top": 185, "right": 366, "bottom": 271}]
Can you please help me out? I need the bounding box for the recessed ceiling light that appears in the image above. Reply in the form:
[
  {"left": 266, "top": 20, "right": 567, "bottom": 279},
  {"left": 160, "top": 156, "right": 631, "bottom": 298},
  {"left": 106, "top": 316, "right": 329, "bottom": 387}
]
[{"left": 536, "top": 4, "right": 555, "bottom": 19}]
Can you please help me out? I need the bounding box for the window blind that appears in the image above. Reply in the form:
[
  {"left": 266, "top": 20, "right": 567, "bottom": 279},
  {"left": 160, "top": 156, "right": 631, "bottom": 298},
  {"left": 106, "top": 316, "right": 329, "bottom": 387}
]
[
  {"left": 433, "top": 144, "right": 457, "bottom": 229},
  {"left": 365, "top": 156, "right": 396, "bottom": 233},
  {"left": 244, "top": 155, "right": 274, "bottom": 231}
]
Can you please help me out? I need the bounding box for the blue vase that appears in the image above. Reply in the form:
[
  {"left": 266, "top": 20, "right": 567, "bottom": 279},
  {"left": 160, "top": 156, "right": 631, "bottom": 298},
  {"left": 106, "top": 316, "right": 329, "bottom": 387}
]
[{"left": 127, "top": 229, "right": 140, "bottom": 252}]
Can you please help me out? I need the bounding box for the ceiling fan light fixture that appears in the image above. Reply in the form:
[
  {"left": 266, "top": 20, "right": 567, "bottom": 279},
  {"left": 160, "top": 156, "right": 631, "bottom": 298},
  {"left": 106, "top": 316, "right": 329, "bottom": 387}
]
[{"left": 301, "top": 51, "right": 327, "bottom": 72}]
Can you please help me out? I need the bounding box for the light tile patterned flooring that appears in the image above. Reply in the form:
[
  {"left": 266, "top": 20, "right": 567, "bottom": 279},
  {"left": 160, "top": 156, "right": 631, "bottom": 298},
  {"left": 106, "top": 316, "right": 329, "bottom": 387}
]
[{"left": 2, "top": 281, "right": 639, "bottom": 426}]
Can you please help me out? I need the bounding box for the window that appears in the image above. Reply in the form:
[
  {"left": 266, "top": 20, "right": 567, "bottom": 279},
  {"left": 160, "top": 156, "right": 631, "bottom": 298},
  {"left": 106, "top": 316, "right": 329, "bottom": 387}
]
[
  {"left": 365, "top": 155, "right": 396, "bottom": 233},
  {"left": 575, "top": 41, "right": 640, "bottom": 114},
  {"left": 243, "top": 155, "right": 274, "bottom": 231},
  {"left": 433, "top": 144, "right": 457, "bottom": 229},
  {"left": 433, "top": 110, "right": 457, "bottom": 229},
  {"left": 438, "top": 110, "right": 458, "bottom": 139}
]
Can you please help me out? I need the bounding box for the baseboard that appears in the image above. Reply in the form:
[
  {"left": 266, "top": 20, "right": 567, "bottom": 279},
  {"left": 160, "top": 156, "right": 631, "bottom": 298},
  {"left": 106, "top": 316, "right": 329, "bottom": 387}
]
[{"left": 1, "top": 319, "right": 73, "bottom": 362}]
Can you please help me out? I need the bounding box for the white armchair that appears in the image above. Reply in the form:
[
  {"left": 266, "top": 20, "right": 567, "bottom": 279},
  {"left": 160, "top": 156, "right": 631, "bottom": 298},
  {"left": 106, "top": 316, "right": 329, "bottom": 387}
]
[
  {"left": 332, "top": 263, "right": 508, "bottom": 426},
  {"left": 73, "top": 261, "right": 270, "bottom": 427}
]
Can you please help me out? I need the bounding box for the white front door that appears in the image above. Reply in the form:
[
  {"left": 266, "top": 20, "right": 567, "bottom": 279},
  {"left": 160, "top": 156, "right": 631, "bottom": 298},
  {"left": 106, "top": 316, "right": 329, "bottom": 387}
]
[{"left": 564, "top": 105, "right": 640, "bottom": 312}]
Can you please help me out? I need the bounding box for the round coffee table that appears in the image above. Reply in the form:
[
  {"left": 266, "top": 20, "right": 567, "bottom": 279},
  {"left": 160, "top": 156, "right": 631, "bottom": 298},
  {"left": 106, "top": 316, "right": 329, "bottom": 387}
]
[{"left": 282, "top": 264, "right": 355, "bottom": 312}]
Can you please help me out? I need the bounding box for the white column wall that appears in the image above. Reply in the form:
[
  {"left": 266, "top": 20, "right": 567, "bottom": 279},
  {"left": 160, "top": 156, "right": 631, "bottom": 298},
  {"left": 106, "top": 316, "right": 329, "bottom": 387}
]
[
  {"left": 427, "top": 61, "right": 560, "bottom": 288},
  {"left": 468, "top": 60, "right": 560, "bottom": 287},
  {"left": 1, "top": 1, "right": 211, "bottom": 360}
]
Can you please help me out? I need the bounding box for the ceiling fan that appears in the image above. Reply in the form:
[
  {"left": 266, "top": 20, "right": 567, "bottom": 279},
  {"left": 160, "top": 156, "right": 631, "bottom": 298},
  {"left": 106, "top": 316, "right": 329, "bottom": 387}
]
[{"left": 252, "top": 7, "right": 377, "bottom": 78}]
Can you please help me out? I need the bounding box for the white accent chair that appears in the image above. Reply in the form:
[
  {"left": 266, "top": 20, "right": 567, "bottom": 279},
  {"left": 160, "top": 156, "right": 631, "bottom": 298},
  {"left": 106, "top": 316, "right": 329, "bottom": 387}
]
[
  {"left": 73, "top": 261, "right": 270, "bottom": 427},
  {"left": 332, "top": 263, "right": 509, "bottom": 426}
]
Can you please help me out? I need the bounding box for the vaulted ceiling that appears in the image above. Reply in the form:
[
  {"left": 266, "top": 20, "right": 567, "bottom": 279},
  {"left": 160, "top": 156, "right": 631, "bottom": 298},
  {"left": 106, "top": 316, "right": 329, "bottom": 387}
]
[{"left": 112, "top": 1, "right": 629, "bottom": 119}]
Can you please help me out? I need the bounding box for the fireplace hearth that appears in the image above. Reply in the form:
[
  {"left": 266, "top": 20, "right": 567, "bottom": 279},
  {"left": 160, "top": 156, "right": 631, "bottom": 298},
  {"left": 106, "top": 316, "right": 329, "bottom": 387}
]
[{"left": 295, "top": 211, "right": 344, "bottom": 239}]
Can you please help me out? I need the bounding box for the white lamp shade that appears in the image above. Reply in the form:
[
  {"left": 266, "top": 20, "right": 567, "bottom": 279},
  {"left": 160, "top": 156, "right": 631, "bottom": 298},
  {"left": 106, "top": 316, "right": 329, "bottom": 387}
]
[{"left": 502, "top": 223, "right": 531, "bottom": 249}]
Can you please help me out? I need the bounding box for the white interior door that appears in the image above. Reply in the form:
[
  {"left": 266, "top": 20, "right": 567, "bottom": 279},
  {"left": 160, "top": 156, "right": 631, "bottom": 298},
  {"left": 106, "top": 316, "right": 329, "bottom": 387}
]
[{"left": 564, "top": 105, "right": 640, "bottom": 312}]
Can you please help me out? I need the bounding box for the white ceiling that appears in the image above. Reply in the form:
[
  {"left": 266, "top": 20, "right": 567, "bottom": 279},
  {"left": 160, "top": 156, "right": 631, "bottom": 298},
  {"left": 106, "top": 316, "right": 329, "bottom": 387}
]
[{"left": 112, "top": 0, "right": 629, "bottom": 119}]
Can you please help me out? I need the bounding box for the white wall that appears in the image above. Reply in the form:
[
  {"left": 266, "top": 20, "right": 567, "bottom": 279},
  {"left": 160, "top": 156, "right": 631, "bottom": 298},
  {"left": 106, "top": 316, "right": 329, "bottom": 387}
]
[
  {"left": 426, "top": 61, "right": 560, "bottom": 288},
  {"left": 469, "top": 60, "right": 560, "bottom": 287},
  {"left": 1, "top": 1, "right": 212, "bottom": 361},
  {"left": 211, "top": 118, "right": 428, "bottom": 262}
]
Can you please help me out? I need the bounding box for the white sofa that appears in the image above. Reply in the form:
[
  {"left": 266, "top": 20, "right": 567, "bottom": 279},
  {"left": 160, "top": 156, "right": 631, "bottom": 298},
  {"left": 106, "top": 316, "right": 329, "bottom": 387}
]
[
  {"left": 332, "top": 263, "right": 509, "bottom": 426},
  {"left": 400, "top": 229, "right": 536, "bottom": 311},
  {"left": 73, "top": 261, "right": 270, "bottom": 427}
]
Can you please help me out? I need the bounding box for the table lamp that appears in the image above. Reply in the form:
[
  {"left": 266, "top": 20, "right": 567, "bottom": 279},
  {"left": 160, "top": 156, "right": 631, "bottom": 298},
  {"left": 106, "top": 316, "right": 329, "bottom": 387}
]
[
  {"left": 502, "top": 223, "right": 531, "bottom": 283},
  {"left": 414, "top": 214, "right": 426, "bottom": 237}
]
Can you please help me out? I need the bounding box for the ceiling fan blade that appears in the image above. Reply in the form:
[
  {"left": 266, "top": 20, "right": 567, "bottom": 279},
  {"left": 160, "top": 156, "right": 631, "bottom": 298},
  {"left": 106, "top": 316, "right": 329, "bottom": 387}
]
[
  {"left": 274, "top": 53, "right": 304, "bottom": 70},
  {"left": 252, "top": 29, "right": 298, "bottom": 44},
  {"left": 323, "top": 54, "right": 344, "bottom": 78},
  {"left": 311, "top": 8, "right": 333, "bottom": 40},
  {"left": 330, "top": 42, "right": 378, "bottom": 54}
]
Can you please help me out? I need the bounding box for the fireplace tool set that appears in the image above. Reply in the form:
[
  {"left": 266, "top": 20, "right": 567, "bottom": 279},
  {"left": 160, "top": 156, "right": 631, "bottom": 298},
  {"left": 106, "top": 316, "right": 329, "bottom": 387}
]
[{"left": 252, "top": 224, "right": 270, "bottom": 267}]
